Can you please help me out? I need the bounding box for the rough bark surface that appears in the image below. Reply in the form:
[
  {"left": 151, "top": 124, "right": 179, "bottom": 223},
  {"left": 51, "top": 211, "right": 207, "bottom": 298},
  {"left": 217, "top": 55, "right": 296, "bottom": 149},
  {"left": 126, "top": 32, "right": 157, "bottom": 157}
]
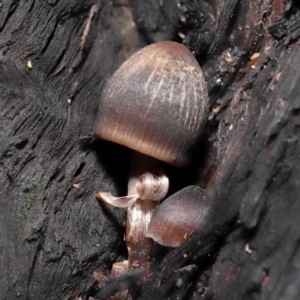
[{"left": 0, "top": 0, "right": 299, "bottom": 300}]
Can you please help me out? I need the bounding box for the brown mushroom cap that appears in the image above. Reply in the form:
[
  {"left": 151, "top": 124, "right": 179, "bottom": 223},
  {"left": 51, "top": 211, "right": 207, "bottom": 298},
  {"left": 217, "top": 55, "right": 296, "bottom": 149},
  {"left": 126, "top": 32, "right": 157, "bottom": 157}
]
[
  {"left": 147, "top": 185, "right": 210, "bottom": 247},
  {"left": 95, "top": 41, "right": 209, "bottom": 167}
]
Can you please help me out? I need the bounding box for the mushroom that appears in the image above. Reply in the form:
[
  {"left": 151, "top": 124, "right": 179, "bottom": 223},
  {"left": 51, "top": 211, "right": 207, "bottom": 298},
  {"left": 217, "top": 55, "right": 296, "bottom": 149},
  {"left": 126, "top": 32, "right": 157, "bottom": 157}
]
[
  {"left": 94, "top": 41, "right": 209, "bottom": 275},
  {"left": 147, "top": 185, "right": 210, "bottom": 247}
]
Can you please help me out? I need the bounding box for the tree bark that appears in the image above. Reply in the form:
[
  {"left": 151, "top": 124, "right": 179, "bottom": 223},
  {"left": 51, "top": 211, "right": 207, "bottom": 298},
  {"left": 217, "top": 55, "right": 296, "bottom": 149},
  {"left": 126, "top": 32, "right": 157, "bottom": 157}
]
[{"left": 1, "top": 0, "right": 300, "bottom": 299}]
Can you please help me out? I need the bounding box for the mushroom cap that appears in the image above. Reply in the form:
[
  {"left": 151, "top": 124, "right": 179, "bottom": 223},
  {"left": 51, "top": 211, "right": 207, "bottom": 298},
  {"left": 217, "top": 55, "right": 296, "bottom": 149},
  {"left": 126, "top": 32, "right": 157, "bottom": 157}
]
[
  {"left": 147, "top": 185, "right": 210, "bottom": 247},
  {"left": 95, "top": 41, "right": 209, "bottom": 166}
]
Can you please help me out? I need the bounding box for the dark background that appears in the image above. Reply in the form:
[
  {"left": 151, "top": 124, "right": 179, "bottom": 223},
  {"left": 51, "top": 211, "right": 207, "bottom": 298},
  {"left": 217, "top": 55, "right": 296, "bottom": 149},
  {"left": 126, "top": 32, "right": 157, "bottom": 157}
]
[{"left": 0, "top": 0, "right": 300, "bottom": 299}]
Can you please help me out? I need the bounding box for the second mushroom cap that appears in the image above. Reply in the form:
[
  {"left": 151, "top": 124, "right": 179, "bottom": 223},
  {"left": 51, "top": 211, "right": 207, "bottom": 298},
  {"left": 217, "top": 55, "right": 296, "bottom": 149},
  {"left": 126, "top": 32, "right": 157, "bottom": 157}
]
[{"left": 147, "top": 185, "right": 210, "bottom": 247}]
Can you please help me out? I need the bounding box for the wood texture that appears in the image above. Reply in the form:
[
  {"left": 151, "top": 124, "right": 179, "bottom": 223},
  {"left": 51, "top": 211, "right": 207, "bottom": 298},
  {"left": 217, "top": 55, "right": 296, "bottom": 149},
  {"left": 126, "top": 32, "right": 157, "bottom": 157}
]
[
  {"left": 0, "top": 1, "right": 128, "bottom": 299},
  {"left": 1, "top": 0, "right": 300, "bottom": 299}
]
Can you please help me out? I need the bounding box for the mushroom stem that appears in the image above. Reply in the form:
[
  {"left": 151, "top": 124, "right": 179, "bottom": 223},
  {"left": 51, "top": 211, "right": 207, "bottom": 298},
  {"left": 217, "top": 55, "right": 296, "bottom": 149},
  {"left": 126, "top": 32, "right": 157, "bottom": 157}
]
[
  {"left": 126, "top": 152, "right": 169, "bottom": 275},
  {"left": 96, "top": 151, "right": 169, "bottom": 275},
  {"left": 126, "top": 152, "right": 159, "bottom": 274}
]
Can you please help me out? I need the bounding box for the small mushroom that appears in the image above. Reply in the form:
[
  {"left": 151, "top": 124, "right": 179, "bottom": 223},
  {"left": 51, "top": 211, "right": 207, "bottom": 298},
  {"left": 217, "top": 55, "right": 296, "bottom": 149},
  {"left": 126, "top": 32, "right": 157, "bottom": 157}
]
[
  {"left": 147, "top": 185, "right": 210, "bottom": 247},
  {"left": 95, "top": 41, "right": 209, "bottom": 274}
]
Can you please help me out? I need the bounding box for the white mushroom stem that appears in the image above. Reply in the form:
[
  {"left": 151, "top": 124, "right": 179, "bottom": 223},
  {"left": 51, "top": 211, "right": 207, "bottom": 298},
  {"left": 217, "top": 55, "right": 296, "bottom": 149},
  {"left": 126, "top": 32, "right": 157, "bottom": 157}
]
[
  {"left": 96, "top": 152, "right": 169, "bottom": 274},
  {"left": 96, "top": 193, "right": 139, "bottom": 208}
]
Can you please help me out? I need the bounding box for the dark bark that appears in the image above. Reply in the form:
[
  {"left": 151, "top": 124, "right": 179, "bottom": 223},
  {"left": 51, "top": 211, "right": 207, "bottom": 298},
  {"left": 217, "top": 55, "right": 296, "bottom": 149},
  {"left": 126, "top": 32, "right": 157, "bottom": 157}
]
[{"left": 1, "top": 0, "right": 300, "bottom": 299}]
